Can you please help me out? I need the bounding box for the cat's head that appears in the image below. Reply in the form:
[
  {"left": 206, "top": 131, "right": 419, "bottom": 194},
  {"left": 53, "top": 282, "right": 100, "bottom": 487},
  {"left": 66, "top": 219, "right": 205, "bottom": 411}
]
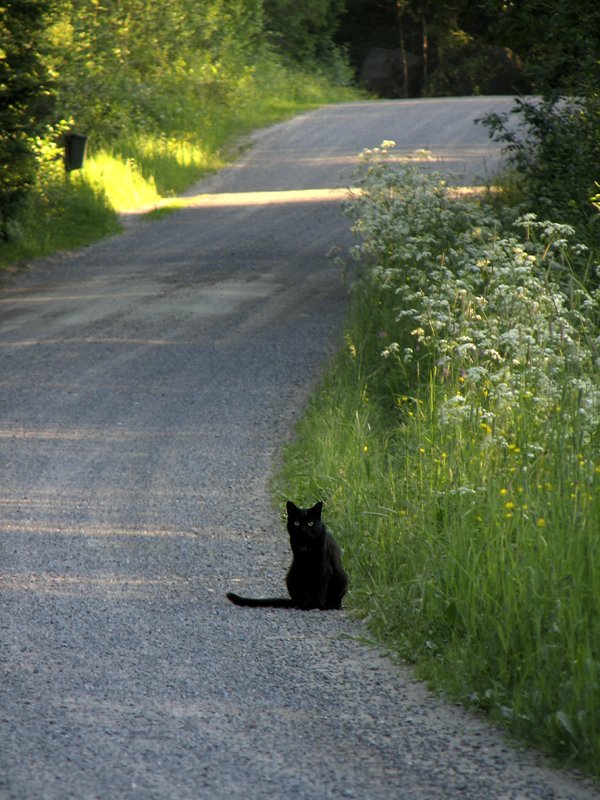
[{"left": 286, "top": 500, "right": 324, "bottom": 550}]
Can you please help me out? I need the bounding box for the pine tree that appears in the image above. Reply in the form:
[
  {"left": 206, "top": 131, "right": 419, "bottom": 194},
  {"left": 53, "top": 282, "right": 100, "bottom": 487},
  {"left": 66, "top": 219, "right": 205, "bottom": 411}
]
[{"left": 0, "top": 0, "right": 54, "bottom": 238}]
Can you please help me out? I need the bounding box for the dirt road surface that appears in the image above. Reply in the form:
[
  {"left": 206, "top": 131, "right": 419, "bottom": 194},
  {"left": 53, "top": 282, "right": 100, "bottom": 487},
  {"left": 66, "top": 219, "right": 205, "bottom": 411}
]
[{"left": 1, "top": 98, "right": 597, "bottom": 799}]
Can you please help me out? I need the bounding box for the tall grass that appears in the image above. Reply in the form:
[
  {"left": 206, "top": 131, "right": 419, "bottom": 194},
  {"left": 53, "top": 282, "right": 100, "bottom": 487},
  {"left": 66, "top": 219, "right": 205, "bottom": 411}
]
[{"left": 277, "top": 145, "right": 600, "bottom": 773}]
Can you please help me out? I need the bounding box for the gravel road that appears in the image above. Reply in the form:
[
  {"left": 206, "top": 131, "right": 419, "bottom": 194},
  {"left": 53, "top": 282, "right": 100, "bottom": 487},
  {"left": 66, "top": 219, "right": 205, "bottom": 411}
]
[{"left": 1, "top": 98, "right": 598, "bottom": 799}]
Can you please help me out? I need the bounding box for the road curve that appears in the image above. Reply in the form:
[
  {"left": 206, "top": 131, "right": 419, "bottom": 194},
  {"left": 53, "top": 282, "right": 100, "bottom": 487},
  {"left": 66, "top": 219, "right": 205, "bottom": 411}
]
[{"left": 1, "top": 98, "right": 597, "bottom": 799}]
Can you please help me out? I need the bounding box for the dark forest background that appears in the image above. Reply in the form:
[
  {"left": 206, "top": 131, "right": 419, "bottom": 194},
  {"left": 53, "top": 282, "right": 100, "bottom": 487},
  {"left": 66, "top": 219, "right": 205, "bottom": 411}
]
[{"left": 274, "top": 0, "right": 600, "bottom": 97}]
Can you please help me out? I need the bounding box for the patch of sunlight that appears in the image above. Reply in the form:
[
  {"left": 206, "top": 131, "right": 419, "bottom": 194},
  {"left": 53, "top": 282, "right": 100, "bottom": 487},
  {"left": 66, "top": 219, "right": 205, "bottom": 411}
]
[
  {"left": 85, "top": 151, "right": 160, "bottom": 212},
  {"left": 128, "top": 187, "right": 352, "bottom": 218}
]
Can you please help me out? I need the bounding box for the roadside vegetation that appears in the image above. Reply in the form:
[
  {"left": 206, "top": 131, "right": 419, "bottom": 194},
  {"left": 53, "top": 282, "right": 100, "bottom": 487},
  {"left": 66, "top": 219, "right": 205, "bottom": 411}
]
[{"left": 277, "top": 145, "right": 599, "bottom": 772}]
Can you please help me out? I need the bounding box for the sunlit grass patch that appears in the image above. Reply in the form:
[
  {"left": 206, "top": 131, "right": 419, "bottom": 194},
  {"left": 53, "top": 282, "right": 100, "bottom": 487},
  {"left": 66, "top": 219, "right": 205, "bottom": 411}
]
[
  {"left": 84, "top": 150, "right": 161, "bottom": 213},
  {"left": 100, "top": 135, "right": 226, "bottom": 199},
  {"left": 83, "top": 135, "right": 221, "bottom": 214}
]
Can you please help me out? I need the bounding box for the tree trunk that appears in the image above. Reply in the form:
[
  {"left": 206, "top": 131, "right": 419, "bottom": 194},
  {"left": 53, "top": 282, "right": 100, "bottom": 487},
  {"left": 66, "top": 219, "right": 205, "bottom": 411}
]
[
  {"left": 422, "top": 16, "right": 428, "bottom": 94},
  {"left": 397, "top": 2, "right": 410, "bottom": 97}
]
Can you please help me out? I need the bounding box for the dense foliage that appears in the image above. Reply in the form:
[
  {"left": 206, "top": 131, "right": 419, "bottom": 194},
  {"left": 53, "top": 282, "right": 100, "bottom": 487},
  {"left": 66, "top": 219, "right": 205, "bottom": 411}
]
[
  {"left": 480, "top": 96, "right": 600, "bottom": 268},
  {"left": 0, "top": 0, "right": 55, "bottom": 238},
  {"left": 264, "top": 0, "right": 346, "bottom": 65},
  {"left": 483, "top": 0, "right": 600, "bottom": 94},
  {"left": 46, "top": 0, "right": 266, "bottom": 143},
  {"left": 338, "top": 0, "right": 600, "bottom": 98}
]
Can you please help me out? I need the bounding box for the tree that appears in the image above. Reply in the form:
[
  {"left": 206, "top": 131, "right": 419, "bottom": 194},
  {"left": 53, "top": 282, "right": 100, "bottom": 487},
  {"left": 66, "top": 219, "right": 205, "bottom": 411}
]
[
  {"left": 46, "top": 0, "right": 266, "bottom": 142},
  {"left": 479, "top": 0, "right": 600, "bottom": 93},
  {"left": 263, "top": 0, "right": 346, "bottom": 64},
  {"left": 0, "top": 0, "right": 55, "bottom": 238}
]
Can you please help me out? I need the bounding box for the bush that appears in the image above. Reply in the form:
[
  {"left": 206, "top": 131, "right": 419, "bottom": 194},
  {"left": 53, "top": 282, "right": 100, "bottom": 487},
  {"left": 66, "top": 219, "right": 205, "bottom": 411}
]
[{"left": 480, "top": 96, "right": 600, "bottom": 274}]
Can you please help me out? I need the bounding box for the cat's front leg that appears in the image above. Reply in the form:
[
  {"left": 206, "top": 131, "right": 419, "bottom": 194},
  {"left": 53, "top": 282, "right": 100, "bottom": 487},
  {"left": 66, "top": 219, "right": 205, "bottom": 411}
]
[{"left": 314, "top": 569, "right": 333, "bottom": 609}]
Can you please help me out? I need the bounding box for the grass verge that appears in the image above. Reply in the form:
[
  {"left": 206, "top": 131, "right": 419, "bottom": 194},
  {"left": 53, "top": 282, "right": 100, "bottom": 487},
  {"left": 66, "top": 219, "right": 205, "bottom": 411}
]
[{"left": 275, "top": 145, "right": 600, "bottom": 775}]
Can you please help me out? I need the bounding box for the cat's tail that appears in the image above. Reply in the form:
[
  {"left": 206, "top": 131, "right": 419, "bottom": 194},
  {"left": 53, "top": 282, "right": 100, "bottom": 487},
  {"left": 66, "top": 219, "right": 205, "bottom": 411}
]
[{"left": 226, "top": 592, "right": 294, "bottom": 608}]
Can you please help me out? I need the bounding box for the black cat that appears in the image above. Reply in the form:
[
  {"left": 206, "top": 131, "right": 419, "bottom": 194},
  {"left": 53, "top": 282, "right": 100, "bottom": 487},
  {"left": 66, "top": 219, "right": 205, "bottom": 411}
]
[{"left": 226, "top": 501, "right": 348, "bottom": 610}]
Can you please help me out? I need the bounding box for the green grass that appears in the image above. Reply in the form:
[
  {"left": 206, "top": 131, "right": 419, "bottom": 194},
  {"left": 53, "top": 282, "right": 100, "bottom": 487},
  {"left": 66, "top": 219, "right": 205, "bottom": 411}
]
[
  {"left": 0, "top": 173, "right": 121, "bottom": 267},
  {"left": 0, "top": 60, "right": 365, "bottom": 268},
  {"left": 85, "top": 135, "right": 228, "bottom": 211},
  {"left": 276, "top": 147, "right": 600, "bottom": 775}
]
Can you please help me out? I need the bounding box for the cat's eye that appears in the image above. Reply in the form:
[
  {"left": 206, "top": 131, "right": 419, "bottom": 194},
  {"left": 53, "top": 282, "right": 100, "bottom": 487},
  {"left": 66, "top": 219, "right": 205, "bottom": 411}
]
[
  {"left": 308, "top": 521, "right": 314, "bottom": 527},
  {"left": 293, "top": 521, "right": 300, "bottom": 527}
]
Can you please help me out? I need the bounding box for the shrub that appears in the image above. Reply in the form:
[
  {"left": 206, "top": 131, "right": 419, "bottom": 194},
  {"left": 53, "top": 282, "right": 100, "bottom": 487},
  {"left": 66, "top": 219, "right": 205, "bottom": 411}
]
[{"left": 480, "top": 96, "right": 600, "bottom": 275}]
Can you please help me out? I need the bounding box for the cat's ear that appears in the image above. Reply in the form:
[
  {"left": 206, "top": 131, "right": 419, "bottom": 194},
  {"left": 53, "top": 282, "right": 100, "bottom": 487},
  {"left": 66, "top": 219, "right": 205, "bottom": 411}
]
[
  {"left": 286, "top": 500, "right": 300, "bottom": 516},
  {"left": 312, "top": 501, "right": 323, "bottom": 519}
]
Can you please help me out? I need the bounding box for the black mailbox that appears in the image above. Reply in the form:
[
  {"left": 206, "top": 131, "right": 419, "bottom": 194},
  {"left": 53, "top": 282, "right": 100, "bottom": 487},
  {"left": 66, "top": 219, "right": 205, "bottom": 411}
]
[{"left": 64, "top": 133, "right": 88, "bottom": 171}]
